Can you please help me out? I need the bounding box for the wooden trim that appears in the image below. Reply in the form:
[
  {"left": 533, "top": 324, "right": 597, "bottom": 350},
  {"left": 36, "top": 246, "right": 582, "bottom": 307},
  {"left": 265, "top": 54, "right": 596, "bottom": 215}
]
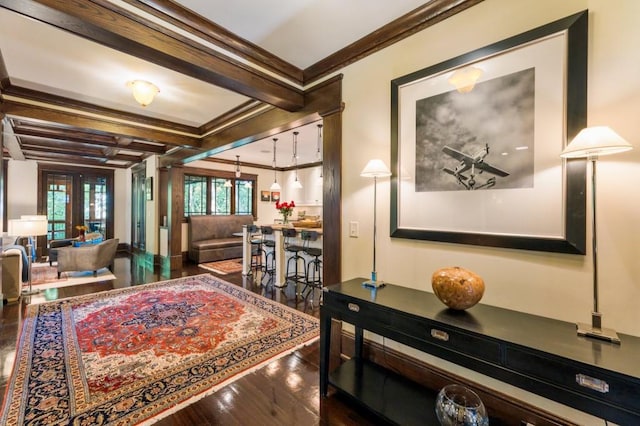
[
  {"left": 199, "top": 100, "right": 269, "bottom": 136},
  {"left": 4, "top": 84, "right": 198, "bottom": 136},
  {"left": 339, "top": 330, "right": 578, "bottom": 426},
  {"left": 3, "top": 0, "right": 303, "bottom": 111},
  {"left": 168, "top": 165, "right": 184, "bottom": 270},
  {"left": 3, "top": 100, "right": 198, "bottom": 147},
  {"left": 304, "top": 0, "right": 485, "bottom": 84},
  {"left": 320, "top": 112, "right": 342, "bottom": 288},
  {"left": 201, "top": 157, "right": 322, "bottom": 172},
  {"left": 120, "top": 0, "right": 303, "bottom": 84}
]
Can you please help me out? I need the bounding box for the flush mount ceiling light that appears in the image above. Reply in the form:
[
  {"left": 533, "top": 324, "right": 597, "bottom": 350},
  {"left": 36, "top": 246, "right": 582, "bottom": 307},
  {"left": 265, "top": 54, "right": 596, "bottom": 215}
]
[
  {"left": 127, "top": 80, "right": 160, "bottom": 107},
  {"left": 448, "top": 66, "right": 483, "bottom": 93}
]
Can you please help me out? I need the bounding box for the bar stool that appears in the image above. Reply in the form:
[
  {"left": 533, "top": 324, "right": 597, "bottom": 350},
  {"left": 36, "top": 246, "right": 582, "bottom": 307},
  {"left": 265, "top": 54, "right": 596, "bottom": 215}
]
[
  {"left": 259, "top": 226, "right": 276, "bottom": 285},
  {"left": 300, "top": 230, "right": 322, "bottom": 304},
  {"left": 283, "top": 228, "right": 306, "bottom": 289},
  {"left": 246, "top": 225, "right": 263, "bottom": 275}
]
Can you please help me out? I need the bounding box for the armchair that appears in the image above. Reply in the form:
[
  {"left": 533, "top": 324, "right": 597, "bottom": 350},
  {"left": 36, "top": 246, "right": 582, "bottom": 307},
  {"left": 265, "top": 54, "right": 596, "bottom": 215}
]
[{"left": 56, "top": 238, "right": 118, "bottom": 279}]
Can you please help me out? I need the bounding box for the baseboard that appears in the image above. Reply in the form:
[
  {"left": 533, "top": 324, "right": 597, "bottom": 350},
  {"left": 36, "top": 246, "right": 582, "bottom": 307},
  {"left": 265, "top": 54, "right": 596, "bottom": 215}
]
[{"left": 338, "top": 329, "right": 578, "bottom": 426}]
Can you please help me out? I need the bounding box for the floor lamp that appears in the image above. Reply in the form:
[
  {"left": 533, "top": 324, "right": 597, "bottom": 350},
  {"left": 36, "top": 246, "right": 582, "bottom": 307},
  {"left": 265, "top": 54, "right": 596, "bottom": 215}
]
[
  {"left": 561, "top": 126, "right": 632, "bottom": 344},
  {"left": 360, "top": 159, "right": 392, "bottom": 288},
  {"left": 8, "top": 216, "right": 49, "bottom": 297}
]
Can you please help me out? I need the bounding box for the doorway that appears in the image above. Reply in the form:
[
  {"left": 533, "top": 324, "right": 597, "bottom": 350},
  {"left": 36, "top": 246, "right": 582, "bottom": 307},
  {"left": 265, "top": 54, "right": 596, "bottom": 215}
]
[{"left": 38, "top": 164, "right": 114, "bottom": 255}]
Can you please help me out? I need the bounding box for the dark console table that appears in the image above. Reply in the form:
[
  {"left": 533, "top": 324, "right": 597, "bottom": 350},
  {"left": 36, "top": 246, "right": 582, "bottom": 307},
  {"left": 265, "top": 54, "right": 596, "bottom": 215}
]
[{"left": 319, "top": 278, "right": 640, "bottom": 425}]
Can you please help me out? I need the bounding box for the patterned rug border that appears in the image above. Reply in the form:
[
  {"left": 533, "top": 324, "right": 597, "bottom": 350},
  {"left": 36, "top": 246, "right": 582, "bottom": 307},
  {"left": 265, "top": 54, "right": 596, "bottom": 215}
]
[{"left": 1, "top": 274, "right": 319, "bottom": 426}]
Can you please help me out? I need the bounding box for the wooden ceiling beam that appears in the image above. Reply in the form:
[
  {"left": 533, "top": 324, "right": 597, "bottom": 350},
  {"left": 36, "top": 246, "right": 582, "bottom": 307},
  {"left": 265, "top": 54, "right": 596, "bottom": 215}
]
[
  {"left": 20, "top": 150, "right": 131, "bottom": 168},
  {"left": 0, "top": 0, "right": 304, "bottom": 111},
  {"left": 2, "top": 100, "right": 198, "bottom": 147},
  {"left": 12, "top": 126, "right": 168, "bottom": 155}
]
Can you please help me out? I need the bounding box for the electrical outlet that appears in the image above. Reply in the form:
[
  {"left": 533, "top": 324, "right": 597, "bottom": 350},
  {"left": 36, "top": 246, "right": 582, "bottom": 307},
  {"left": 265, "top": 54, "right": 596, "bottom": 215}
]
[{"left": 349, "top": 221, "right": 359, "bottom": 238}]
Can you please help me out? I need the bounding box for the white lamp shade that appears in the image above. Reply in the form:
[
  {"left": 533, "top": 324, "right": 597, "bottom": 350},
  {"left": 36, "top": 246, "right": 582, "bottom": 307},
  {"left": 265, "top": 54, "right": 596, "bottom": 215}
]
[
  {"left": 270, "top": 181, "right": 281, "bottom": 190},
  {"left": 560, "top": 126, "right": 633, "bottom": 158},
  {"left": 361, "top": 159, "right": 392, "bottom": 178},
  {"left": 293, "top": 179, "right": 303, "bottom": 189},
  {"left": 127, "top": 80, "right": 160, "bottom": 107},
  {"left": 8, "top": 217, "right": 48, "bottom": 236}
]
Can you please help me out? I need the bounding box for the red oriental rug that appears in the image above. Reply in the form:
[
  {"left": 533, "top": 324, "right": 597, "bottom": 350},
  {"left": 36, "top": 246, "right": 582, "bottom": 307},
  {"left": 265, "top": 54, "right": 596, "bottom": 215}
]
[{"left": 0, "top": 274, "right": 319, "bottom": 425}]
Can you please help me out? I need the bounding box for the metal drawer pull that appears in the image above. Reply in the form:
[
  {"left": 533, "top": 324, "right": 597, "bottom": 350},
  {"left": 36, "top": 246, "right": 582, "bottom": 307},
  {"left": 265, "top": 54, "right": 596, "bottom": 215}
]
[
  {"left": 347, "top": 303, "right": 360, "bottom": 312},
  {"left": 431, "top": 329, "right": 449, "bottom": 342},
  {"left": 576, "top": 374, "right": 609, "bottom": 393}
]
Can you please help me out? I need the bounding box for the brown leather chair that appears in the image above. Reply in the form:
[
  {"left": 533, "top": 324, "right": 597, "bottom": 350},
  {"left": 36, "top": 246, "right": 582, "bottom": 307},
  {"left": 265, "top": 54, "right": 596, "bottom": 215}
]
[{"left": 56, "top": 238, "right": 118, "bottom": 278}]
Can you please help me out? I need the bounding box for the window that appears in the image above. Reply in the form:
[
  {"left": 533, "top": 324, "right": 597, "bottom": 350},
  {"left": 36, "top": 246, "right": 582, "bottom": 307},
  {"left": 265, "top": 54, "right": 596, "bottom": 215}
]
[
  {"left": 235, "top": 180, "right": 253, "bottom": 215},
  {"left": 184, "top": 172, "right": 256, "bottom": 217},
  {"left": 212, "top": 178, "right": 230, "bottom": 214},
  {"left": 184, "top": 175, "right": 207, "bottom": 216}
]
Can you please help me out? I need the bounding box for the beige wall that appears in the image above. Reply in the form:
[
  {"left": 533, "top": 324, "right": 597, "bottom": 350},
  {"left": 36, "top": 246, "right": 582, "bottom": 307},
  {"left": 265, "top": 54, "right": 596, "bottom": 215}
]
[
  {"left": 338, "top": 1, "right": 639, "bottom": 420},
  {"left": 341, "top": 0, "right": 640, "bottom": 336}
]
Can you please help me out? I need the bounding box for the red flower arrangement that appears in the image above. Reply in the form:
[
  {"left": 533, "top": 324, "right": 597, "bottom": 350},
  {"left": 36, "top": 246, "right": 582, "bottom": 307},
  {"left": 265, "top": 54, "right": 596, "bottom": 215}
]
[{"left": 275, "top": 200, "right": 295, "bottom": 223}]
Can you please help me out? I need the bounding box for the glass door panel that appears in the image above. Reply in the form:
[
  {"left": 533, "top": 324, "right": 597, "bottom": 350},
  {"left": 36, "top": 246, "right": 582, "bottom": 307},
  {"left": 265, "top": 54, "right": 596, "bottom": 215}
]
[
  {"left": 83, "top": 176, "right": 107, "bottom": 235},
  {"left": 46, "top": 174, "right": 72, "bottom": 241}
]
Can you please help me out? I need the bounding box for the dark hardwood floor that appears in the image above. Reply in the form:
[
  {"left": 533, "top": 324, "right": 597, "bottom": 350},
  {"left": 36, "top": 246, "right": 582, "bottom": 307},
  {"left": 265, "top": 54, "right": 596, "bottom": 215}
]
[{"left": 0, "top": 254, "right": 379, "bottom": 425}]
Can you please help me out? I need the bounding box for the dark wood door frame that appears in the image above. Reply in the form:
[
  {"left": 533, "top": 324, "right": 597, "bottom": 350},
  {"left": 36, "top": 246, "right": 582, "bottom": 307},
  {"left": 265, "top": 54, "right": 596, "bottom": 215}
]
[{"left": 37, "top": 163, "right": 114, "bottom": 256}]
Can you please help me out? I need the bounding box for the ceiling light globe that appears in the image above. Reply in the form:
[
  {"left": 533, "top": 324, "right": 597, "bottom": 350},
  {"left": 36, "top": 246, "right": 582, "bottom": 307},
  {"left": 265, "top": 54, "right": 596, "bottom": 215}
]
[{"left": 127, "top": 80, "right": 160, "bottom": 107}]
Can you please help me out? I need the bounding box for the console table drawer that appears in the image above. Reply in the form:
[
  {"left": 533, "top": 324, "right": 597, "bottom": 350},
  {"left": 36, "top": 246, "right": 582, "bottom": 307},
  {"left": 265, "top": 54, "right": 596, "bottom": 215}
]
[
  {"left": 326, "top": 293, "right": 392, "bottom": 327},
  {"left": 394, "top": 314, "right": 502, "bottom": 365},
  {"left": 505, "top": 346, "right": 640, "bottom": 412}
]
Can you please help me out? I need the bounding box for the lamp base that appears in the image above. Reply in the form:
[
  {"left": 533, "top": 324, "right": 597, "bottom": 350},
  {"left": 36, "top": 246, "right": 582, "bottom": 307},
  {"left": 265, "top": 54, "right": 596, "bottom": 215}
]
[
  {"left": 362, "top": 272, "right": 385, "bottom": 288},
  {"left": 576, "top": 322, "right": 621, "bottom": 344}
]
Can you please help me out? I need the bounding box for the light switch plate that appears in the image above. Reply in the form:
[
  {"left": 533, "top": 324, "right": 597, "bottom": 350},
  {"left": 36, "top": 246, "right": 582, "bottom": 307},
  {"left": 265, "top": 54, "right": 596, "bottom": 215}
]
[{"left": 349, "top": 221, "right": 359, "bottom": 238}]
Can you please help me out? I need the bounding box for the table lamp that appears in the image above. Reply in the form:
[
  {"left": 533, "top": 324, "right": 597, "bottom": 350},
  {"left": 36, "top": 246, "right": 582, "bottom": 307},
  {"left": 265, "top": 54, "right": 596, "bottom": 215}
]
[
  {"left": 560, "top": 126, "right": 632, "bottom": 344},
  {"left": 8, "top": 215, "right": 49, "bottom": 296},
  {"left": 360, "top": 159, "right": 392, "bottom": 288}
]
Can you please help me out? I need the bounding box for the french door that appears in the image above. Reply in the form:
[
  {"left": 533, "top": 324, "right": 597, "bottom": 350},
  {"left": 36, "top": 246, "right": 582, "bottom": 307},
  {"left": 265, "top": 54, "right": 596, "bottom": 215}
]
[{"left": 38, "top": 165, "right": 114, "bottom": 255}]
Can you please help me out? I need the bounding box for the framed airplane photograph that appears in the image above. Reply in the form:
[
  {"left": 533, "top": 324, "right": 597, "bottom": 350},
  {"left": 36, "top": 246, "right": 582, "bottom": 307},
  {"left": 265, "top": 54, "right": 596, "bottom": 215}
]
[{"left": 390, "top": 11, "right": 587, "bottom": 254}]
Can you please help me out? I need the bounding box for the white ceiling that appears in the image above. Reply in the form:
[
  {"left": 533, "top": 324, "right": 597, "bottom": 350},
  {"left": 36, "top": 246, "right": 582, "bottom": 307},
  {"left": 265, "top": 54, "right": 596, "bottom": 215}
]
[{"left": 0, "top": 0, "right": 430, "bottom": 166}]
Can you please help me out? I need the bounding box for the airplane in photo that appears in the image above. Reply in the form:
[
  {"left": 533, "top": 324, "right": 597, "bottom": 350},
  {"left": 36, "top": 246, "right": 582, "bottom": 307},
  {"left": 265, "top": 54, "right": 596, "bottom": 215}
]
[{"left": 442, "top": 143, "right": 509, "bottom": 190}]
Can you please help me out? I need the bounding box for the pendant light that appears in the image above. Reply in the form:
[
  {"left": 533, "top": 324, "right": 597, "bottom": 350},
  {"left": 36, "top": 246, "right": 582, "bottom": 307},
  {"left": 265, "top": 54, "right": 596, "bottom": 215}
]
[
  {"left": 292, "top": 131, "right": 303, "bottom": 189},
  {"left": 317, "top": 123, "right": 323, "bottom": 178},
  {"left": 270, "top": 138, "right": 281, "bottom": 190},
  {"left": 235, "top": 155, "right": 241, "bottom": 178}
]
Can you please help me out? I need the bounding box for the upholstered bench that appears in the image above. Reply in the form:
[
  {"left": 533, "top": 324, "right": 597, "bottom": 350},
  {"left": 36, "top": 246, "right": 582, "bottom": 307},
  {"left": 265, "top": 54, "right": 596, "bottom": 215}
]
[{"left": 188, "top": 215, "right": 254, "bottom": 263}]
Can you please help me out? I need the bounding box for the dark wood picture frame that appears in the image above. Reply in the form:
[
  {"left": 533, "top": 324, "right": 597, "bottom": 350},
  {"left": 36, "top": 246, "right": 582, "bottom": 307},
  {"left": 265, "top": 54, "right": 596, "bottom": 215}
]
[{"left": 390, "top": 10, "right": 587, "bottom": 254}]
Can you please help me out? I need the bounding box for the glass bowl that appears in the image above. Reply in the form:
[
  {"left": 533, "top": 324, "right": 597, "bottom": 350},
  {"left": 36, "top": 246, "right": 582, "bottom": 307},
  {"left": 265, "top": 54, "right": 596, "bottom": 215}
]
[{"left": 435, "top": 384, "right": 489, "bottom": 426}]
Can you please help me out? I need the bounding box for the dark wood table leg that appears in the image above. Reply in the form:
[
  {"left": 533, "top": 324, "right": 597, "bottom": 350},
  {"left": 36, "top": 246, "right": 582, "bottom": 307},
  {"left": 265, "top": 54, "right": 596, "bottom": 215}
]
[
  {"left": 354, "top": 326, "right": 364, "bottom": 359},
  {"left": 319, "top": 307, "right": 332, "bottom": 396}
]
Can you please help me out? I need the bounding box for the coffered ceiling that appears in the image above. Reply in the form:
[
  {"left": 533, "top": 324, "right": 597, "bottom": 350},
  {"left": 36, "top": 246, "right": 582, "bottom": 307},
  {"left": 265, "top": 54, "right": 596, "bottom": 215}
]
[{"left": 0, "top": 0, "right": 482, "bottom": 169}]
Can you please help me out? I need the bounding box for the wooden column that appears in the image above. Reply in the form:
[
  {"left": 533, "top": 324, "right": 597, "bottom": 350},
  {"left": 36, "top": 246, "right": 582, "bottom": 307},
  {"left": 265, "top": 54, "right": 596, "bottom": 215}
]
[
  {"left": 167, "top": 165, "right": 184, "bottom": 270},
  {"left": 321, "top": 111, "right": 342, "bottom": 287}
]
